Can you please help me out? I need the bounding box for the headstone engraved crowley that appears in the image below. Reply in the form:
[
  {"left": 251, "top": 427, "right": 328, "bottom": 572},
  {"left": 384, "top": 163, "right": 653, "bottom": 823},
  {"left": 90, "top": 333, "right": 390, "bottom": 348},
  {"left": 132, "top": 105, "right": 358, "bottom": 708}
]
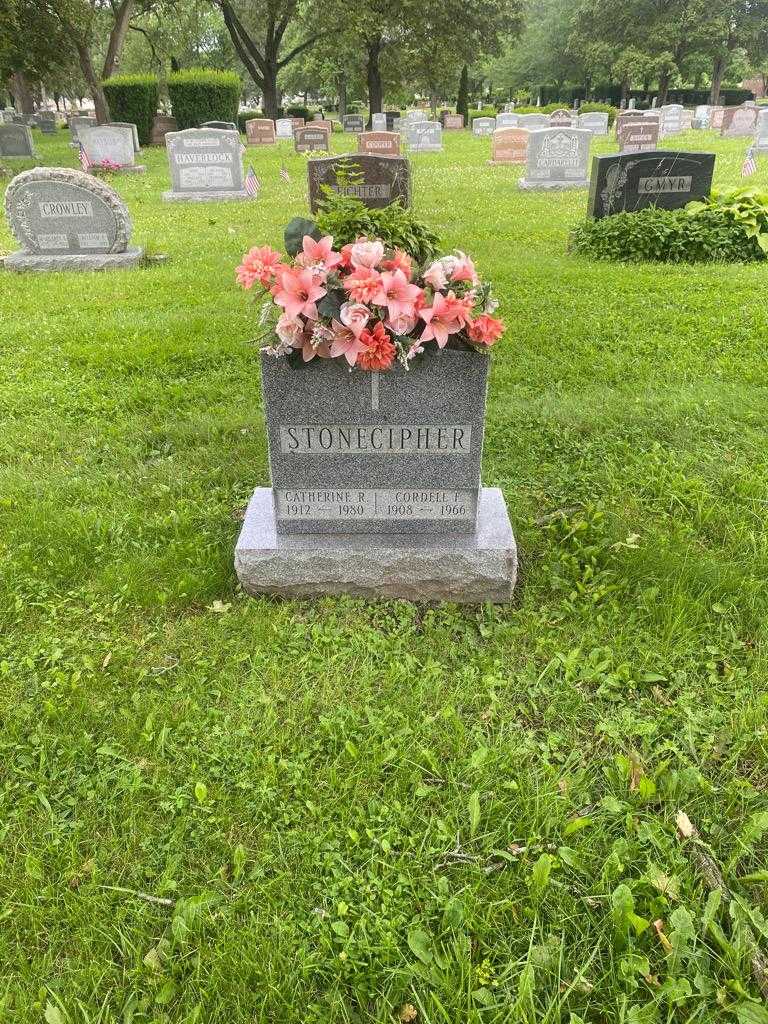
[
  {"left": 358, "top": 131, "right": 401, "bottom": 156},
  {"left": 407, "top": 121, "right": 442, "bottom": 152},
  {"left": 489, "top": 127, "right": 529, "bottom": 165},
  {"left": 275, "top": 118, "right": 294, "bottom": 139},
  {"left": 105, "top": 122, "right": 140, "bottom": 152},
  {"left": 69, "top": 116, "right": 96, "bottom": 146},
  {"left": 495, "top": 112, "right": 519, "bottom": 129},
  {"left": 472, "top": 116, "right": 496, "bottom": 136},
  {"left": 342, "top": 114, "right": 365, "bottom": 133},
  {"left": 246, "top": 118, "right": 276, "bottom": 145},
  {"left": 163, "top": 128, "right": 248, "bottom": 201},
  {"left": 294, "top": 125, "right": 330, "bottom": 153},
  {"left": 721, "top": 105, "right": 759, "bottom": 138},
  {"left": 443, "top": 114, "right": 465, "bottom": 130},
  {"left": 371, "top": 112, "right": 387, "bottom": 131},
  {"left": 234, "top": 349, "right": 517, "bottom": 602},
  {"left": 0, "top": 123, "right": 36, "bottom": 158},
  {"left": 519, "top": 127, "right": 591, "bottom": 190},
  {"left": 3, "top": 166, "right": 143, "bottom": 271},
  {"left": 617, "top": 118, "right": 659, "bottom": 153},
  {"left": 307, "top": 154, "right": 410, "bottom": 212},
  {"left": 587, "top": 150, "right": 716, "bottom": 219},
  {"left": 79, "top": 125, "right": 146, "bottom": 172}
]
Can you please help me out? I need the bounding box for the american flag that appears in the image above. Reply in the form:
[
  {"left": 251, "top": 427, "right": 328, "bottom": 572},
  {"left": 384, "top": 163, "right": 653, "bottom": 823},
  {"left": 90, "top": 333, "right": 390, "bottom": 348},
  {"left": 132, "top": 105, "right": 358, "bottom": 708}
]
[
  {"left": 245, "top": 164, "right": 260, "bottom": 197},
  {"left": 78, "top": 143, "right": 92, "bottom": 172},
  {"left": 742, "top": 144, "right": 757, "bottom": 178},
  {"left": 280, "top": 164, "right": 290, "bottom": 183}
]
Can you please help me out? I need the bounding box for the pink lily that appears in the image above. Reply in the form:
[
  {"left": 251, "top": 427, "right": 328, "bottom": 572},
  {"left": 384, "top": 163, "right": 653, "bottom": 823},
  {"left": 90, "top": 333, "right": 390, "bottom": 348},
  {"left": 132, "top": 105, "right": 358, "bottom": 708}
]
[
  {"left": 372, "top": 269, "right": 422, "bottom": 323},
  {"left": 297, "top": 234, "right": 343, "bottom": 272},
  {"left": 329, "top": 319, "right": 371, "bottom": 366},
  {"left": 273, "top": 265, "right": 327, "bottom": 320},
  {"left": 419, "top": 291, "right": 464, "bottom": 348}
]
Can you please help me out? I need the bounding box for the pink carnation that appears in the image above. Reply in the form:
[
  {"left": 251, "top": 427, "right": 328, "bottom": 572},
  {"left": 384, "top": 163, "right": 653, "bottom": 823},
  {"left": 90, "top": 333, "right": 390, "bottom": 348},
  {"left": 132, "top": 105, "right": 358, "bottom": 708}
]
[
  {"left": 468, "top": 313, "right": 505, "bottom": 346},
  {"left": 343, "top": 266, "right": 383, "bottom": 304},
  {"left": 236, "top": 245, "right": 284, "bottom": 289}
]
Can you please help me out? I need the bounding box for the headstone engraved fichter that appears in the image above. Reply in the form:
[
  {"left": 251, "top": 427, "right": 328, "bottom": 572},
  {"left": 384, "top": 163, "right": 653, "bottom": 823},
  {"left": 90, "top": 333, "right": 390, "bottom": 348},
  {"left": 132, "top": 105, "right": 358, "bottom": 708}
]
[
  {"left": 307, "top": 154, "right": 411, "bottom": 212},
  {"left": 2, "top": 166, "right": 143, "bottom": 271},
  {"left": 0, "top": 123, "right": 36, "bottom": 158},
  {"left": 234, "top": 350, "right": 517, "bottom": 602},
  {"left": 587, "top": 150, "right": 716, "bottom": 219},
  {"left": 163, "top": 127, "right": 248, "bottom": 201},
  {"left": 519, "top": 127, "right": 591, "bottom": 190}
]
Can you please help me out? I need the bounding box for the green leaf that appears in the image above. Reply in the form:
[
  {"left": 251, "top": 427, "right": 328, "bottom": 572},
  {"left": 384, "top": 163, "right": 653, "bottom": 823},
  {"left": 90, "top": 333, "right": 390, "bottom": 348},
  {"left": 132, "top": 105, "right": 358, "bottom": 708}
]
[
  {"left": 331, "top": 920, "right": 349, "bottom": 937},
  {"left": 442, "top": 896, "right": 465, "bottom": 929},
  {"left": 736, "top": 1003, "right": 768, "bottom": 1024},
  {"left": 155, "top": 979, "right": 178, "bottom": 1006},
  {"left": 564, "top": 816, "right": 592, "bottom": 836},
  {"left": 468, "top": 791, "right": 481, "bottom": 837},
  {"left": 232, "top": 843, "right": 246, "bottom": 880},
  {"left": 44, "top": 1003, "right": 64, "bottom": 1024},
  {"left": 317, "top": 289, "right": 343, "bottom": 320},
  {"left": 284, "top": 216, "right": 319, "bottom": 256},
  {"left": 530, "top": 853, "right": 553, "bottom": 895},
  {"left": 407, "top": 928, "right": 433, "bottom": 964},
  {"left": 194, "top": 782, "right": 207, "bottom": 803}
]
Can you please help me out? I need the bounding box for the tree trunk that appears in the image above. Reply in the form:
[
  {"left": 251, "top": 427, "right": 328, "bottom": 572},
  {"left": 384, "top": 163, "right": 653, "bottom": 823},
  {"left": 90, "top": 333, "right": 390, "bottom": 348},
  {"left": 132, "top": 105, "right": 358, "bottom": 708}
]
[
  {"left": 337, "top": 73, "right": 346, "bottom": 119},
  {"left": 262, "top": 68, "right": 280, "bottom": 119},
  {"left": 457, "top": 64, "right": 469, "bottom": 119},
  {"left": 366, "top": 37, "right": 383, "bottom": 114},
  {"left": 102, "top": 0, "right": 136, "bottom": 79},
  {"left": 620, "top": 78, "right": 629, "bottom": 107},
  {"left": 11, "top": 70, "right": 35, "bottom": 115},
  {"left": 73, "top": 39, "right": 111, "bottom": 121},
  {"left": 709, "top": 56, "right": 726, "bottom": 104},
  {"left": 658, "top": 72, "right": 669, "bottom": 106}
]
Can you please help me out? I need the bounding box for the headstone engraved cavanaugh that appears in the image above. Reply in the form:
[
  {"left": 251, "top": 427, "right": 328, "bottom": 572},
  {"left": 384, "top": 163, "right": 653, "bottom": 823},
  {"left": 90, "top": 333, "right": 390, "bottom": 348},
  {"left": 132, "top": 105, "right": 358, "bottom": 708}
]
[{"left": 519, "top": 127, "right": 591, "bottom": 190}]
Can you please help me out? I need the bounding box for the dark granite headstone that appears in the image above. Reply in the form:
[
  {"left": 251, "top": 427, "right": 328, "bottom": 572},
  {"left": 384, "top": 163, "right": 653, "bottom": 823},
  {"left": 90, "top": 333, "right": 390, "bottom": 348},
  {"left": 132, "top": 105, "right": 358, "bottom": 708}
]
[
  {"left": 385, "top": 111, "right": 400, "bottom": 131},
  {"left": 342, "top": 114, "right": 365, "bottom": 133},
  {"left": 200, "top": 120, "right": 237, "bottom": 131},
  {"left": 150, "top": 114, "right": 177, "bottom": 145},
  {"left": 617, "top": 119, "right": 659, "bottom": 153},
  {"left": 295, "top": 125, "right": 330, "bottom": 153},
  {"left": 587, "top": 150, "right": 716, "bottom": 219},
  {"left": 307, "top": 153, "right": 410, "bottom": 212}
]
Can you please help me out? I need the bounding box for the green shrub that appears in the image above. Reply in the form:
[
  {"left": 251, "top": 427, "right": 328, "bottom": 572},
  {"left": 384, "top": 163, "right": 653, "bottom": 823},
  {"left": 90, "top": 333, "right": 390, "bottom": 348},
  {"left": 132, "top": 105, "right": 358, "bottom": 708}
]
[
  {"left": 167, "top": 69, "right": 241, "bottom": 131},
  {"left": 468, "top": 106, "right": 499, "bottom": 121},
  {"left": 237, "top": 108, "right": 263, "bottom": 133},
  {"left": 687, "top": 186, "right": 768, "bottom": 255},
  {"left": 102, "top": 74, "right": 159, "bottom": 146},
  {"left": 309, "top": 189, "right": 439, "bottom": 265},
  {"left": 569, "top": 206, "right": 762, "bottom": 264},
  {"left": 579, "top": 101, "right": 619, "bottom": 127},
  {"left": 285, "top": 105, "right": 310, "bottom": 121}
]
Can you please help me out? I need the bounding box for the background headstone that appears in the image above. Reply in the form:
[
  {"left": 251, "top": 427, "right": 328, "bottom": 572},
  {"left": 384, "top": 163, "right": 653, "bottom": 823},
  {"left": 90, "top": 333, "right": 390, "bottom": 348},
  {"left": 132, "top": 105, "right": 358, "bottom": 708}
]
[
  {"left": 406, "top": 120, "right": 442, "bottom": 152},
  {"left": 312, "top": 119, "right": 333, "bottom": 133},
  {"left": 659, "top": 104, "right": 683, "bottom": 135},
  {"left": 549, "top": 108, "right": 575, "bottom": 127},
  {"left": 385, "top": 111, "right": 400, "bottom": 131},
  {"left": 79, "top": 125, "right": 144, "bottom": 172},
  {"left": 443, "top": 114, "right": 465, "bottom": 130},
  {"left": 2, "top": 166, "right": 143, "bottom": 270},
  {"left": 0, "top": 123, "right": 36, "bottom": 158},
  {"left": 307, "top": 153, "right": 411, "bottom": 212},
  {"left": 371, "top": 113, "right": 387, "bottom": 131},
  {"left": 294, "top": 125, "right": 330, "bottom": 153},
  {"left": 290, "top": 117, "right": 305, "bottom": 133},
  {"left": 578, "top": 112, "right": 609, "bottom": 135},
  {"left": 617, "top": 118, "right": 659, "bottom": 153},
  {"left": 710, "top": 106, "right": 726, "bottom": 130},
  {"left": 587, "top": 150, "right": 716, "bottom": 218},
  {"left": 105, "top": 121, "right": 140, "bottom": 152},
  {"left": 495, "top": 112, "right": 519, "bottom": 129},
  {"left": 517, "top": 113, "right": 549, "bottom": 129},
  {"left": 150, "top": 114, "right": 177, "bottom": 145},
  {"left": 342, "top": 114, "right": 365, "bottom": 133},
  {"left": 406, "top": 110, "right": 427, "bottom": 122},
  {"left": 519, "top": 127, "right": 591, "bottom": 190},
  {"left": 489, "top": 127, "right": 529, "bottom": 164},
  {"left": 163, "top": 127, "right": 248, "bottom": 201},
  {"left": 755, "top": 110, "right": 768, "bottom": 152},
  {"left": 358, "top": 131, "right": 401, "bottom": 156},
  {"left": 275, "top": 118, "right": 294, "bottom": 139},
  {"left": 721, "top": 106, "right": 759, "bottom": 138},
  {"left": 246, "top": 118, "right": 276, "bottom": 145},
  {"left": 69, "top": 116, "right": 96, "bottom": 146},
  {"left": 200, "top": 120, "right": 237, "bottom": 130},
  {"left": 472, "top": 116, "right": 496, "bottom": 136}
]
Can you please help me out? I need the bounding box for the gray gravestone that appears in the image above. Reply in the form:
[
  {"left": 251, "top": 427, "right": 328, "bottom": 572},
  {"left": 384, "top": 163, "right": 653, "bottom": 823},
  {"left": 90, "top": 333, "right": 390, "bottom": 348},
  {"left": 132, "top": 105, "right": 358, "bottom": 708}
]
[
  {"left": 406, "top": 110, "right": 427, "bottom": 122},
  {"left": 79, "top": 125, "right": 145, "bottom": 172},
  {"left": 495, "top": 112, "right": 519, "bottom": 129},
  {"left": 69, "top": 116, "right": 96, "bottom": 146},
  {"left": 275, "top": 118, "right": 294, "bottom": 139},
  {"left": 0, "top": 123, "right": 36, "bottom": 158},
  {"left": 163, "top": 128, "right": 247, "bottom": 201},
  {"left": 517, "top": 113, "right": 549, "bottom": 130},
  {"left": 755, "top": 110, "right": 768, "bottom": 152},
  {"left": 105, "top": 121, "right": 140, "bottom": 152},
  {"left": 519, "top": 127, "right": 591, "bottom": 190},
  {"left": 617, "top": 118, "right": 659, "bottom": 153},
  {"left": 406, "top": 121, "right": 442, "bottom": 152},
  {"left": 371, "top": 113, "right": 387, "bottom": 131},
  {"left": 694, "top": 104, "right": 711, "bottom": 126},
  {"left": 549, "top": 108, "right": 575, "bottom": 127},
  {"left": 587, "top": 150, "right": 716, "bottom": 219},
  {"left": 2, "top": 166, "right": 143, "bottom": 271},
  {"left": 294, "top": 125, "right": 330, "bottom": 153},
  {"left": 200, "top": 120, "right": 237, "bottom": 131},
  {"left": 578, "top": 112, "right": 609, "bottom": 135},
  {"left": 721, "top": 106, "right": 759, "bottom": 138},
  {"left": 472, "top": 117, "right": 496, "bottom": 136},
  {"left": 342, "top": 114, "right": 365, "bottom": 133},
  {"left": 235, "top": 350, "right": 516, "bottom": 601},
  {"left": 308, "top": 153, "right": 410, "bottom": 212}
]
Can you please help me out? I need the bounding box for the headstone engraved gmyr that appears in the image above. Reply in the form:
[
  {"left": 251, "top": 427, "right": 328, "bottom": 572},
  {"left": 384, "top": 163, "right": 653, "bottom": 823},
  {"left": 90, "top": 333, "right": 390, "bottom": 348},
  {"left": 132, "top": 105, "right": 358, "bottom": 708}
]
[
  {"left": 443, "top": 114, "right": 465, "bottom": 130},
  {"left": 275, "top": 118, "right": 294, "bottom": 139},
  {"left": 307, "top": 153, "right": 410, "bottom": 213},
  {"left": 407, "top": 120, "right": 442, "bottom": 152},
  {"left": 517, "top": 113, "right": 548, "bottom": 129},
  {"left": 489, "top": 127, "right": 529, "bottom": 165},
  {"left": 755, "top": 110, "right": 768, "bottom": 153},
  {"left": 472, "top": 116, "right": 496, "bottom": 136},
  {"left": 495, "top": 112, "right": 519, "bottom": 129},
  {"left": 578, "top": 112, "right": 609, "bottom": 135},
  {"left": 69, "top": 116, "right": 96, "bottom": 147},
  {"left": 549, "top": 108, "right": 574, "bottom": 127},
  {"left": 721, "top": 105, "right": 759, "bottom": 138},
  {"left": 235, "top": 349, "right": 517, "bottom": 602},
  {"left": 246, "top": 118, "right": 276, "bottom": 145},
  {"left": 79, "top": 125, "right": 146, "bottom": 173},
  {"left": 0, "top": 123, "right": 36, "bottom": 158},
  {"left": 617, "top": 118, "right": 659, "bottom": 153},
  {"left": 105, "top": 122, "right": 140, "bottom": 152},
  {"left": 342, "top": 114, "right": 365, "bottom": 133},
  {"left": 3, "top": 166, "right": 143, "bottom": 271},
  {"left": 358, "top": 131, "right": 401, "bottom": 156},
  {"left": 294, "top": 125, "right": 330, "bottom": 153},
  {"left": 371, "top": 112, "right": 387, "bottom": 131},
  {"left": 587, "top": 150, "right": 716, "bottom": 219},
  {"left": 519, "top": 127, "right": 591, "bottom": 190},
  {"left": 163, "top": 128, "right": 248, "bottom": 201}
]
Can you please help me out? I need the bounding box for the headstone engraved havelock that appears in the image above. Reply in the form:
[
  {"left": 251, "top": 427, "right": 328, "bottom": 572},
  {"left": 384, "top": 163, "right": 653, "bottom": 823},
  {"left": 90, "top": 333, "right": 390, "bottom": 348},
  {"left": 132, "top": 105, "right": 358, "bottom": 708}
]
[
  {"left": 234, "top": 350, "right": 517, "bottom": 602},
  {"left": 0, "top": 123, "right": 36, "bottom": 158},
  {"left": 519, "top": 127, "right": 591, "bottom": 190},
  {"left": 307, "top": 154, "right": 411, "bottom": 212},
  {"left": 2, "top": 166, "right": 143, "bottom": 271},
  {"left": 587, "top": 150, "right": 716, "bottom": 219},
  {"left": 358, "top": 131, "right": 401, "bottom": 156},
  {"left": 79, "top": 125, "right": 146, "bottom": 172},
  {"left": 163, "top": 128, "right": 248, "bottom": 201}
]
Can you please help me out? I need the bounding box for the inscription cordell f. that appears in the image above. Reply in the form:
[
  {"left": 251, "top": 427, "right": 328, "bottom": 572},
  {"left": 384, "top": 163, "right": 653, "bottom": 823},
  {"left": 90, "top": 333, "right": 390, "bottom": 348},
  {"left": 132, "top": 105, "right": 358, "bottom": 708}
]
[{"left": 280, "top": 424, "right": 472, "bottom": 454}]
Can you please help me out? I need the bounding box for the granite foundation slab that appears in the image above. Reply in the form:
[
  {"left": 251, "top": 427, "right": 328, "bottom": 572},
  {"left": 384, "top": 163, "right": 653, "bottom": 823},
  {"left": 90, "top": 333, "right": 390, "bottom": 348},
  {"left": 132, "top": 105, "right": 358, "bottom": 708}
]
[
  {"left": 162, "top": 189, "right": 250, "bottom": 202},
  {"left": 518, "top": 178, "right": 588, "bottom": 190},
  {"left": 91, "top": 165, "right": 147, "bottom": 175},
  {"left": 235, "top": 486, "right": 517, "bottom": 603},
  {"left": 3, "top": 247, "right": 144, "bottom": 272}
]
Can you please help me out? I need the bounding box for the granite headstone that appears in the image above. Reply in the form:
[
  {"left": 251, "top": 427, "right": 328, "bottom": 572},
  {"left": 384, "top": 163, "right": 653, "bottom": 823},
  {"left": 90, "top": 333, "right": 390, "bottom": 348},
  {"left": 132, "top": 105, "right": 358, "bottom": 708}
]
[
  {"left": 0, "top": 123, "right": 35, "bottom": 158},
  {"left": 587, "top": 150, "right": 716, "bottom": 218},
  {"left": 105, "top": 121, "right": 140, "bottom": 152},
  {"left": 200, "top": 120, "right": 237, "bottom": 131},
  {"left": 579, "top": 112, "right": 609, "bottom": 135},
  {"left": 307, "top": 153, "right": 410, "bottom": 212},
  {"left": 519, "top": 127, "right": 591, "bottom": 190},
  {"left": 755, "top": 110, "right": 768, "bottom": 153},
  {"left": 489, "top": 127, "right": 529, "bottom": 165},
  {"left": 150, "top": 114, "right": 177, "bottom": 145},
  {"left": 358, "top": 131, "right": 401, "bottom": 156},
  {"left": 371, "top": 113, "right": 387, "bottom": 131},
  {"left": 617, "top": 118, "right": 659, "bottom": 153},
  {"left": 294, "top": 125, "right": 330, "bottom": 153},
  {"left": 472, "top": 116, "right": 496, "bottom": 136},
  {"left": 246, "top": 118, "right": 276, "bottom": 145},
  {"left": 517, "top": 113, "right": 549, "bottom": 129},
  {"left": 495, "top": 112, "right": 519, "bottom": 129},
  {"left": 69, "top": 116, "right": 96, "bottom": 146},
  {"left": 721, "top": 106, "right": 759, "bottom": 138},
  {"left": 79, "top": 125, "right": 145, "bottom": 172},
  {"left": 549, "top": 108, "right": 575, "bottom": 127},
  {"left": 342, "top": 114, "right": 365, "bottom": 133},
  {"left": 275, "top": 118, "right": 294, "bottom": 139},
  {"left": 407, "top": 121, "right": 442, "bottom": 152},
  {"left": 443, "top": 114, "right": 465, "bottom": 130},
  {"left": 163, "top": 127, "right": 248, "bottom": 201}
]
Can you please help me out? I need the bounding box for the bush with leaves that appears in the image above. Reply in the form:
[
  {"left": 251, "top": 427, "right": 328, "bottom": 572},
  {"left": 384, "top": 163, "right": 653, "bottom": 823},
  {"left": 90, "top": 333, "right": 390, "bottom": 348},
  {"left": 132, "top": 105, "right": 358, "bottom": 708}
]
[
  {"left": 168, "top": 69, "right": 241, "bottom": 131},
  {"left": 569, "top": 206, "right": 763, "bottom": 264},
  {"left": 687, "top": 187, "right": 768, "bottom": 256},
  {"left": 102, "top": 74, "right": 159, "bottom": 146},
  {"left": 237, "top": 108, "right": 263, "bottom": 133}
]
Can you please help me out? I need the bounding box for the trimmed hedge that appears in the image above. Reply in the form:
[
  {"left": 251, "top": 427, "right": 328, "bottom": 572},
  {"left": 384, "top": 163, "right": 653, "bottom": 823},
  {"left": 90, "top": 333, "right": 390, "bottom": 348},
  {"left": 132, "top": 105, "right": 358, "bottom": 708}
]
[
  {"left": 168, "top": 69, "right": 241, "bottom": 131},
  {"left": 285, "top": 105, "right": 310, "bottom": 120},
  {"left": 569, "top": 207, "right": 762, "bottom": 264},
  {"left": 237, "top": 108, "right": 263, "bottom": 133},
  {"left": 102, "top": 74, "right": 159, "bottom": 146}
]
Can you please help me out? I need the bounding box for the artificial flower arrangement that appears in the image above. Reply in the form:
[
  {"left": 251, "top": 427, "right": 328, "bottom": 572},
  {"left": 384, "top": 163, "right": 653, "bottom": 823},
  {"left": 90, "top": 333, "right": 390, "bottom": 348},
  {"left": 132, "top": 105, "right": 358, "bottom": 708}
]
[
  {"left": 92, "top": 158, "right": 123, "bottom": 173},
  {"left": 236, "top": 218, "right": 505, "bottom": 372}
]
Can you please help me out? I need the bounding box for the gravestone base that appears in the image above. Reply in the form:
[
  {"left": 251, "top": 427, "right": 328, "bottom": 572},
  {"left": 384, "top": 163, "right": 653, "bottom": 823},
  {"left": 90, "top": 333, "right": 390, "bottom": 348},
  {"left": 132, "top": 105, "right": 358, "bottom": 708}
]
[
  {"left": 235, "top": 486, "right": 517, "bottom": 604},
  {"left": 518, "top": 177, "right": 588, "bottom": 190},
  {"left": 90, "top": 164, "right": 147, "bottom": 175},
  {"left": 162, "top": 188, "right": 251, "bottom": 202},
  {"left": 3, "top": 246, "right": 144, "bottom": 272}
]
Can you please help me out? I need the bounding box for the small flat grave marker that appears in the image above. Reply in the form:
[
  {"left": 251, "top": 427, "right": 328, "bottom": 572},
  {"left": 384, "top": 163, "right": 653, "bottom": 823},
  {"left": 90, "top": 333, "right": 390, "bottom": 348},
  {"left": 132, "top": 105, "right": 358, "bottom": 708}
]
[
  {"left": 587, "top": 149, "right": 716, "bottom": 218},
  {"left": 163, "top": 127, "right": 248, "bottom": 201},
  {"left": 246, "top": 118, "right": 276, "bottom": 145},
  {"left": 519, "top": 126, "right": 591, "bottom": 190},
  {"left": 307, "top": 153, "right": 410, "bottom": 212},
  {"left": 358, "top": 131, "right": 401, "bottom": 156}
]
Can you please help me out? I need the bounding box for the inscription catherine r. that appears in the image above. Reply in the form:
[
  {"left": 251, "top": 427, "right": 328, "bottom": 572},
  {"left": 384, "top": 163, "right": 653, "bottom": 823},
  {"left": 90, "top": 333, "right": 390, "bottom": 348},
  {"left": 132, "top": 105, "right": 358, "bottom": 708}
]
[{"left": 279, "top": 424, "right": 472, "bottom": 453}]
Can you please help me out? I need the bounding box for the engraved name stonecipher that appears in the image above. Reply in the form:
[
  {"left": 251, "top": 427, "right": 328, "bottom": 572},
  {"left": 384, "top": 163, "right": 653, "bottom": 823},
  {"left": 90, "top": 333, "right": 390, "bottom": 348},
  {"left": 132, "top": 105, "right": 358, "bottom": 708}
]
[{"left": 280, "top": 424, "right": 472, "bottom": 453}]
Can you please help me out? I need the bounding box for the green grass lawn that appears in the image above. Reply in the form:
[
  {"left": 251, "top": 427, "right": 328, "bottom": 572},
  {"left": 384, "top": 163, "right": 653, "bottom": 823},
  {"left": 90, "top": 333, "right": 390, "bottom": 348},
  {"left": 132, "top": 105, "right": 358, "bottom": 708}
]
[{"left": 1, "top": 126, "right": 767, "bottom": 1024}]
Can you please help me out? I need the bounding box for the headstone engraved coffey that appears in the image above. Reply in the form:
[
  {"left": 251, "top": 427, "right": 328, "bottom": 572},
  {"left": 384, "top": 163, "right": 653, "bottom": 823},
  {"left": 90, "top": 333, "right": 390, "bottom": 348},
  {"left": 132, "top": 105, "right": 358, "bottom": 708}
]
[
  {"left": 489, "top": 127, "right": 529, "bottom": 165},
  {"left": 105, "top": 122, "right": 140, "bottom": 152},
  {"left": 294, "top": 125, "right": 330, "bottom": 153},
  {"left": 342, "top": 114, "right": 365, "bottom": 133},
  {"left": 246, "top": 118, "right": 276, "bottom": 145},
  {"left": 443, "top": 114, "right": 465, "bottom": 130},
  {"left": 234, "top": 349, "right": 517, "bottom": 602},
  {"left": 2, "top": 166, "right": 143, "bottom": 271},
  {"left": 407, "top": 121, "right": 442, "bottom": 152},
  {"left": 587, "top": 150, "right": 716, "bottom": 219},
  {"left": 307, "top": 154, "right": 411, "bottom": 212},
  {"left": 79, "top": 125, "right": 146, "bottom": 172},
  {"left": 617, "top": 118, "right": 659, "bottom": 153},
  {"left": 358, "top": 131, "right": 401, "bottom": 156},
  {"left": 275, "top": 118, "right": 294, "bottom": 139},
  {"left": 519, "top": 127, "right": 591, "bottom": 190},
  {"left": 0, "top": 123, "right": 36, "bottom": 158},
  {"left": 721, "top": 105, "right": 759, "bottom": 138},
  {"left": 495, "top": 112, "right": 519, "bottom": 129},
  {"left": 371, "top": 112, "right": 387, "bottom": 131},
  {"left": 69, "top": 116, "right": 96, "bottom": 146},
  {"left": 163, "top": 128, "right": 248, "bottom": 201},
  {"left": 472, "top": 116, "right": 496, "bottom": 136}
]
